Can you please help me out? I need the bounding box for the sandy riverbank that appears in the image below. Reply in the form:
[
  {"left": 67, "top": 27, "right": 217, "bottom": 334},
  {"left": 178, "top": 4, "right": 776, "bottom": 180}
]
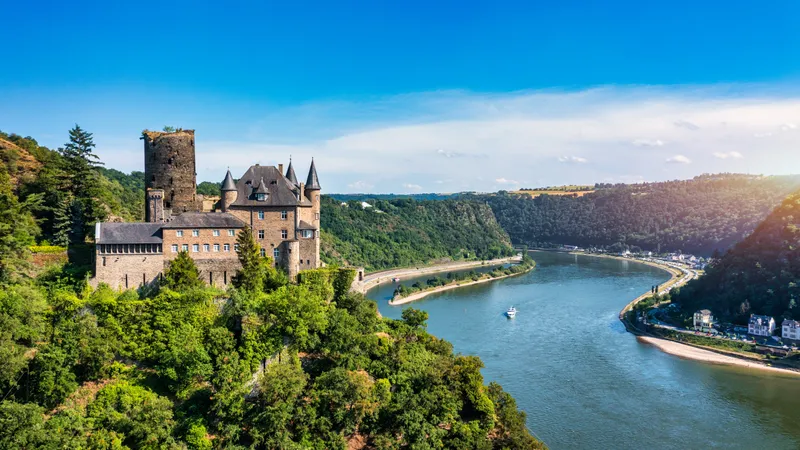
[
  {"left": 388, "top": 267, "right": 532, "bottom": 305},
  {"left": 352, "top": 256, "right": 521, "bottom": 294},
  {"left": 573, "top": 251, "right": 799, "bottom": 376},
  {"left": 638, "top": 336, "right": 800, "bottom": 377}
]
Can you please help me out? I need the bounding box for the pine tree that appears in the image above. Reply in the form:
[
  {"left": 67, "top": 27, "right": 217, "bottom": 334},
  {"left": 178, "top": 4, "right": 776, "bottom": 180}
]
[
  {"left": 233, "top": 225, "right": 266, "bottom": 292},
  {"left": 58, "top": 125, "right": 106, "bottom": 243},
  {"left": 51, "top": 196, "right": 71, "bottom": 247},
  {"left": 163, "top": 251, "right": 202, "bottom": 291}
]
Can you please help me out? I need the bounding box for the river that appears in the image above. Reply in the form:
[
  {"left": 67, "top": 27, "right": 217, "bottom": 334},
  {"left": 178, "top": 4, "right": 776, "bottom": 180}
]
[{"left": 369, "top": 251, "right": 800, "bottom": 450}]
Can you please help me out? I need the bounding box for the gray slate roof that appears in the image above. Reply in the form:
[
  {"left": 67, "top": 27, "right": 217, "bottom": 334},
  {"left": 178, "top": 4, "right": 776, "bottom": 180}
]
[
  {"left": 297, "top": 220, "right": 316, "bottom": 230},
  {"left": 749, "top": 314, "right": 774, "bottom": 325},
  {"left": 231, "top": 165, "right": 308, "bottom": 207},
  {"left": 305, "top": 159, "right": 321, "bottom": 190},
  {"left": 97, "top": 223, "right": 163, "bottom": 244},
  {"left": 162, "top": 212, "right": 246, "bottom": 229},
  {"left": 285, "top": 160, "right": 298, "bottom": 186},
  {"left": 221, "top": 170, "right": 236, "bottom": 191}
]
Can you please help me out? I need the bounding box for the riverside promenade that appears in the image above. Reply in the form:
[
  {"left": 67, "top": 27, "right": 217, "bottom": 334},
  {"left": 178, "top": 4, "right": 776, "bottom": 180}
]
[{"left": 351, "top": 255, "right": 521, "bottom": 295}]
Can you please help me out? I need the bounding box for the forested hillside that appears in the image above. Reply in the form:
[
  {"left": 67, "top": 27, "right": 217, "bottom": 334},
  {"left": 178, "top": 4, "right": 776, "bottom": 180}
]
[
  {"left": 0, "top": 222, "right": 543, "bottom": 448},
  {"left": 1, "top": 129, "right": 145, "bottom": 246},
  {"left": 672, "top": 189, "right": 800, "bottom": 323},
  {"left": 321, "top": 196, "right": 515, "bottom": 271},
  {"left": 474, "top": 174, "right": 800, "bottom": 256}
]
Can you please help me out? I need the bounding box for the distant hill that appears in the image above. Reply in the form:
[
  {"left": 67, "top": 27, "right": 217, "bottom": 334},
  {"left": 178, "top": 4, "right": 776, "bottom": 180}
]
[
  {"left": 321, "top": 196, "right": 514, "bottom": 271},
  {"left": 327, "top": 192, "right": 456, "bottom": 202},
  {"left": 472, "top": 174, "right": 800, "bottom": 256},
  {"left": 673, "top": 189, "right": 800, "bottom": 322}
]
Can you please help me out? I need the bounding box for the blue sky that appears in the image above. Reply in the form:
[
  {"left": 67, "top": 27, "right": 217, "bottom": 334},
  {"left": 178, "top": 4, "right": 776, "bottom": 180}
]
[{"left": 2, "top": 1, "right": 799, "bottom": 192}]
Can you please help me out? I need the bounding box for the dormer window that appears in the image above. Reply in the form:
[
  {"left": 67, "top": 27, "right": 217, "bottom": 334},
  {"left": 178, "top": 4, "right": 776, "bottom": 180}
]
[{"left": 256, "top": 193, "right": 267, "bottom": 201}]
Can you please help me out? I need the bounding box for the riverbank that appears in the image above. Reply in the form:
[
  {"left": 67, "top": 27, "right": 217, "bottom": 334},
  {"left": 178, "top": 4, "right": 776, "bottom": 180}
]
[
  {"left": 577, "top": 251, "right": 800, "bottom": 375},
  {"left": 638, "top": 336, "right": 800, "bottom": 377},
  {"left": 388, "top": 262, "right": 535, "bottom": 305},
  {"left": 352, "top": 255, "right": 522, "bottom": 294}
]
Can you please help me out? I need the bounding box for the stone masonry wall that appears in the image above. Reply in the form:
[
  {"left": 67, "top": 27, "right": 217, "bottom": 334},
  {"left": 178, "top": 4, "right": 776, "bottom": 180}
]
[
  {"left": 94, "top": 250, "right": 164, "bottom": 289},
  {"left": 143, "top": 130, "right": 201, "bottom": 219}
]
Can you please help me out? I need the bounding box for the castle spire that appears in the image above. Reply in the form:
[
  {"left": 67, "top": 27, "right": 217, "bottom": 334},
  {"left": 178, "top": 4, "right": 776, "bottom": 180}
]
[
  {"left": 221, "top": 169, "right": 236, "bottom": 191},
  {"left": 305, "top": 158, "right": 321, "bottom": 191},
  {"left": 285, "top": 157, "right": 298, "bottom": 186}
]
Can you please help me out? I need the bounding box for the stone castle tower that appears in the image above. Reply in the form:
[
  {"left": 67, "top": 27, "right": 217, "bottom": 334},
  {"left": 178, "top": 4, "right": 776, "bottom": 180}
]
[{"left": 143, "top": 129, "right": 201, "bottom": 221}]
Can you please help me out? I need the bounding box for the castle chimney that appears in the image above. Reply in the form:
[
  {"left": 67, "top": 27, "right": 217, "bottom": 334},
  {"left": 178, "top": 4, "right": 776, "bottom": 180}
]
[{"left": 278, "top": 163, "right": 284, "bottom": 174}]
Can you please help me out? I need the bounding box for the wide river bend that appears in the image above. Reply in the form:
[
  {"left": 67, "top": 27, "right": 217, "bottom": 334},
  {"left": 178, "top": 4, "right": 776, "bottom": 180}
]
[{"left": 369, "top": 251, "right": 800, "bottom": 450}]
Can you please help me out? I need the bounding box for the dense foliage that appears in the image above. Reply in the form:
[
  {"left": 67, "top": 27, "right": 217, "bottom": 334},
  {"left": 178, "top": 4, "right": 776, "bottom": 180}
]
[
  {"left": 0, "top": 253, "right": 543, "bottom": 448},
  {"left": 672, "top": 189, "right": 800, "bottom": 323},
  {"left": 1, "top": 129, "right": 146, "bottom": 246},
  {"left": 321, "top": 196, "right": 515, "bottom": 271},
  {"left": 474, "top": 174, "right": 800, "bottom": 256}
]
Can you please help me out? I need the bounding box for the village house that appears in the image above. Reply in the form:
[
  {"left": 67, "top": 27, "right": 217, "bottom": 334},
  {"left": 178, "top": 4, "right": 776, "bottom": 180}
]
[
  {"left": 748, "top": 314, "right": 776, "bottom": 337},
  {"left": 92, "top": 129, "right": 321, "bottom": 289},
  {"left": 782, "top": 319, "right": 800, "bottom": 340},
  {"left": 693, "top": 309, "right": 715, "bottom": 332}
]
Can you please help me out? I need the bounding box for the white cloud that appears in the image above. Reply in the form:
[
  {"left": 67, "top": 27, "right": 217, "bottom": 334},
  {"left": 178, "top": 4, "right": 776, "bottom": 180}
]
[
  {"left": 666, "top": 155, "right": 692, "bottom": 164},
  {"left": 754, "top": 132, "right": 773, "bottom": 138},
  {"left": 713, "top": 151, "right": 744, "bottom": 159},
  {"left": 347, "top": 180, "right": 374, "bottom": 191},
  {"left": 495, "top": 178, "right": 520, "bottom": 185},
  {"left": 632, "top": 139, "right": 665, "bottom": 147},
  {"left": 558, "top": 155, "right": 588, "bottom": 163},
  {"left": 780, "top": 123, "right": 797, "bottom": 131},
  {"left": 86, "top": 84, "right": 800, "bottom": 193},
  {"left": 674, "top": 120, "right": 699, "bottom": 131},
  {"left": 402, "top": 183, "right": 422, "bottom": 191}
]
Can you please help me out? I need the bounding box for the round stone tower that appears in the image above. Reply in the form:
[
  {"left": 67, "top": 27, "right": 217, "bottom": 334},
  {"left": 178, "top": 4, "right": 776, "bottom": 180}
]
[{"left": 143, "top": 129, "right": 200, "bottom": 221}]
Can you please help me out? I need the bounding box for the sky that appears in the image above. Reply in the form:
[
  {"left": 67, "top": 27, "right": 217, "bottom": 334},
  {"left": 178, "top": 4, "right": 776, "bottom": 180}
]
[{"left": 2, "top": 1, "right": 799, "bottom": 193}]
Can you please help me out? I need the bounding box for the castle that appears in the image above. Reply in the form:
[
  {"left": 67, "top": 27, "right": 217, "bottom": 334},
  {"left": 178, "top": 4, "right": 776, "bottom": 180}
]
[{"left": 92, "top": 129, "right": 321, "bottom": 289}]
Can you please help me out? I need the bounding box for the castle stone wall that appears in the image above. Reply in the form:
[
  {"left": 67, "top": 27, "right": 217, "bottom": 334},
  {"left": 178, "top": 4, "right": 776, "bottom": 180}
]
[{"left": 143, "top": 130, "right": 201, "bottom": 220}]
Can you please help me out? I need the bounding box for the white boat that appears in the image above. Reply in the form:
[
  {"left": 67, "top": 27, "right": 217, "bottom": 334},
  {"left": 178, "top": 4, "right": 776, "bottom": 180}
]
[{"left": 506, "top": 307, "right": 517, "bottom": 318}]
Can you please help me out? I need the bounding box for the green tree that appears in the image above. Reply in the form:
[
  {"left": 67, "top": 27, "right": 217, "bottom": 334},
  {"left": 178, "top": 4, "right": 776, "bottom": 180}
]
[
  {"left": 233, "top": 225, "right": 266, "bottom": 292},
  {"left": 87, "top": 381, "right": 176, "bottom": 449},
  {"left": 402, "top": 307, "right": 429, "bottom": 329},
  {"left": 163, "top": 251, "right": 202, "bottom": 291},
  {"left": 247, "top": 356, "right": 308, "bottom": 448},
  {"left": 0, "top": 171, "right": 38, "bottom": 282},
  {"left": 59, "top": 125, "right": 106, "bottom": 242}
]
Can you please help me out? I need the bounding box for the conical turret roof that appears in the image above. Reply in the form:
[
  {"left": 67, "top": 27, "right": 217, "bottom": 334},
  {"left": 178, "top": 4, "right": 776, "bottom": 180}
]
[
  {"left": 221, "top": 169, "right": 236, "bottom": 191},
  {"left": 305, "top": 158, "right": 321, "bottom": 190},
  {"left": 285, "top": 159, "right": 298, "bottom": 186}
]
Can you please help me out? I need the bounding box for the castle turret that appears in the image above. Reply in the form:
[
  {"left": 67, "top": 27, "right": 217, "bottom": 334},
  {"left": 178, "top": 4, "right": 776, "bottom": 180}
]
[
  {"left": 146, "top": 188, "right": 165, "bottom": 223},
  {"left": 304, "top": 159, "right": 321, "bottom": 268},
  {"left": 285, "top": 158, "right": 299, "bottom": 186},
  {"left": 220, "top": 169, "right": 237, "bottom": 212},
  {"left": 142, "top": 129, "right": 201, "bottom": 220}
]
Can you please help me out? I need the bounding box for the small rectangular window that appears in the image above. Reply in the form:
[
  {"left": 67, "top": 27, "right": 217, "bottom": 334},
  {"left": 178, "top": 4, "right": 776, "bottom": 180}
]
[
  {"left": 224, "top": 243, "right": 230, "bottom": 252},
  {"left": 203, "top": 244, "right": 210, "bottom": 252},
  {"left": 192, "top": 244, "right": 199, "bottom": 252},
  {"left": 213, "top": 229, "right": 220, "bottom": 236},
  {"left": 273, "top": 248, "right": 280, "bottom": 258},
  {"left": 192, "top": 229, "right": 199, "bottom": 237},
  {"left": 258, "top": 230, "right": 265, "bottom": 239},
  {"left": 281, "top": 210, "right": 287, "bottom": 220},
  {"left": 102, "top": 257, "right": 106, "bottom": 267},
  {"left": 171, "top": 244, "right": 178, "bottom": 253},
  {"left": 213, "top": 244, "right": 220, "bottom": 252},
  {"left": 258, "top": 211, "right": 265, "bottom": 220},
  {"left": 228, "top": 229, "right": 235, "bottom": 236},
  {"left": 176, "top": 230, "right": 184, "bottom": 237},
  {"left": 182, "top": 244, "right": 189, "bottom": 252},
  {"left": 234, "top": 244, "right": 240, "bottom": 252},
  {"left": 260, "top": 248, "right": 266, "bottom": 257},
  {"left": 281, "top": 229, "right": 288, "bottom": 239},
  {"left": 315, "top": 213, "right": 320, "bottom": 220}
]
